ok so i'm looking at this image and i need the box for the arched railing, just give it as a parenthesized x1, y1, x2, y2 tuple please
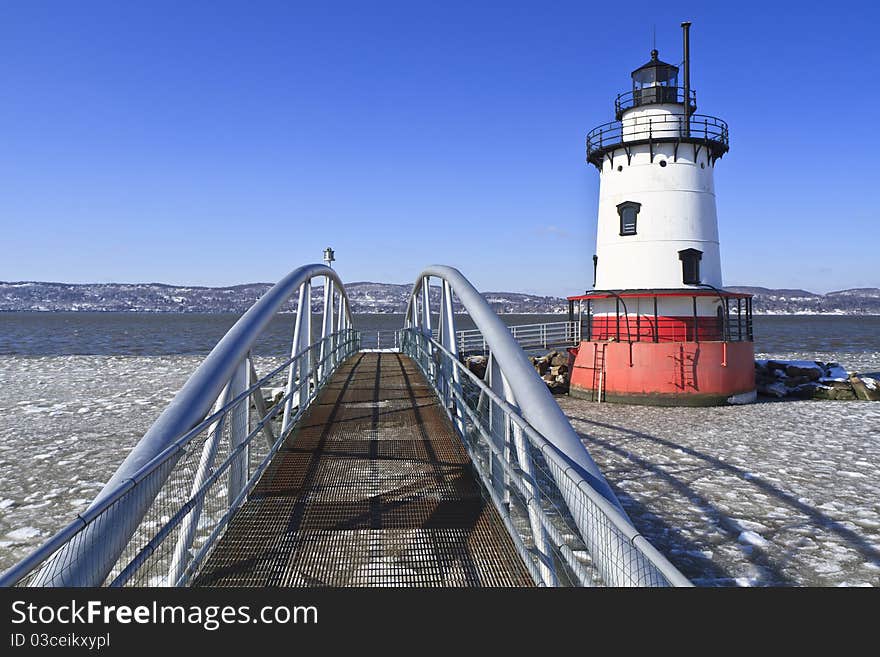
(401, 265, 690, 587)
(0, 264, 358, 587)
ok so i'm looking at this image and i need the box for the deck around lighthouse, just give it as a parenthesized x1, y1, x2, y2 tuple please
(192, 351, 534, 587)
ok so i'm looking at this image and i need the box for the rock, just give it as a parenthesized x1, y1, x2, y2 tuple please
(754, 358, 866, 402)
(808, 381, 857, 401)
(534, 359, 549, 375)
(465, 355, 488, 379)
(785, 364, 821, 380)
(550, 354, 568, 367)
(542, 373, 567, 394)
(851, 374, 880, 401)
(788, 384, 818, 400)
(757, 381, 789, 398)
(821, 363, 850, 381)
(549, 364, 568, 376)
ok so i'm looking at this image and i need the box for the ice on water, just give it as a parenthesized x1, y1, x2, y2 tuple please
(557, 391, 880, 587)
(0, 355, 199, 571)
(1, 348, 878, 587)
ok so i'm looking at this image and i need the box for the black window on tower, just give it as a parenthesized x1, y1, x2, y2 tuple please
(617, 201, 641, 236)
(678, 248, 703, 285)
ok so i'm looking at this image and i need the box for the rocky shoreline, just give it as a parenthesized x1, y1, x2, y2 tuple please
(464, 350, 572, 394)
(464, 352, 879, 402)
(755, 360, 879, 401)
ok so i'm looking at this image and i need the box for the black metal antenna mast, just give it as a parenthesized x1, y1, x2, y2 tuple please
(681, 21, 692, 137)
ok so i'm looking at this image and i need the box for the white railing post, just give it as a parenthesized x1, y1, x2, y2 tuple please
(486, 354, 509, 505)
(439, 279, 463, 434)
(497, 368, 556, 586)
(282, 282, 307, 435)
(227, 357, 249, 506)
(303, 282, 313, 401)
(421, 277, 432, 337)
(248, 358, 276, 449)
(335, 291, 343, 366)
(319, 277, 334, 379)
(167, 381, 233, 585)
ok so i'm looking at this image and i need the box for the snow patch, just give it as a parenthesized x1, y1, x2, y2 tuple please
(738, 531, 771, 548)
(5, 527, 41, 542)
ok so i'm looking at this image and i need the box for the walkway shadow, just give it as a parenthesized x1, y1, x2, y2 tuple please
(567, 414, 880, 585)
(195, 351, 532, 587)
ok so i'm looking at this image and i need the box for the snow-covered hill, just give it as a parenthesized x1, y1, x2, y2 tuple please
(725, 287, 880, 315)
(0, 281, 568, 314)
(0, 281, 877, 314)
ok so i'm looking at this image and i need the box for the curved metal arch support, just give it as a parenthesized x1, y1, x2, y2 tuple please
(405, 266, 621, 508)
(405, 269, 561, 585)
(402, 265, 681, 587)
(28, 264, 354, 587)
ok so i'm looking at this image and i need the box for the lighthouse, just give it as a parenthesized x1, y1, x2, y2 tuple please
(567, 22, 756, 406)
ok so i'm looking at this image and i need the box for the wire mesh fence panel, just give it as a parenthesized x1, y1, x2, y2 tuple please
(456, 322, 580, 356)
(400, 327, 688, 587)
(3, 330, 360, 588)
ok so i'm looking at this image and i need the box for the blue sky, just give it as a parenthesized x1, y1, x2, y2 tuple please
(0, 1, 877, 295)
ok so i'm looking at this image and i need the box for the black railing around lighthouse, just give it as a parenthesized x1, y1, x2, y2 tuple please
(614, 86, 697, 119)
(567, 291, 754, 344)
(586, 113, 729, 168)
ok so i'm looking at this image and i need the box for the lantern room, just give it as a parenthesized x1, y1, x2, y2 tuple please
(631, 49, 679, 106)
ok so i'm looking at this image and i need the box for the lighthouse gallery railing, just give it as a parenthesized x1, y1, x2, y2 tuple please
(586, 112, 729, 166)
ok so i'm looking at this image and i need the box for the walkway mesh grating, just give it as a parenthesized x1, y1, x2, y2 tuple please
(193, 352, 533, 587)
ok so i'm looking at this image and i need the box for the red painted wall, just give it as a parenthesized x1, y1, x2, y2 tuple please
(570, 340, 755, 405)
(589, 315, 732, 342)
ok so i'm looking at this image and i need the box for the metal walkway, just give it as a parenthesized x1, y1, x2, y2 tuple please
(3, 263, 688, 588)
(192, 352, 534, 587)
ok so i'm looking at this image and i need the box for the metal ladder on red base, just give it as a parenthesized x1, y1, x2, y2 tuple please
(591, 342, 607, 402)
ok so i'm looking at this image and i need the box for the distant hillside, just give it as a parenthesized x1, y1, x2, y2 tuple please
(725, 287, 880, 315)
(0, 281, 877, 315)
(0, 281, 567, 314)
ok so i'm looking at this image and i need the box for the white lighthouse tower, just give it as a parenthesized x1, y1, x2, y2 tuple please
(568, 22, 756, 405)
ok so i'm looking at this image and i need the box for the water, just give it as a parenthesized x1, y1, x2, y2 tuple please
(558, 396, 880, 586)
(752, 315, 880, 373)
(0, 312, 878, 583)
(0, 313, 565, 356)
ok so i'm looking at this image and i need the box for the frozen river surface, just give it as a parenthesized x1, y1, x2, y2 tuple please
(558, 396, 880, 586)
(1, 352, 878, 586)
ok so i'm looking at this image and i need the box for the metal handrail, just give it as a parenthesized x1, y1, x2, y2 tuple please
(6, 263, 354, 587)
(358, 328, 402, 351)
(455, 320, 580, 355)
(586, 112, 729, 164)
(403, 265, 688, 586)
(115, 331, 358, 586)
(614, 86, 697, 117)
(404, 266, 622, 510)
(401, 327, 690, 587)
(0, 329, 358, 588)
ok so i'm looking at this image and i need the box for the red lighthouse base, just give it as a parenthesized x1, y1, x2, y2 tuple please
(569, 340, 756, 406)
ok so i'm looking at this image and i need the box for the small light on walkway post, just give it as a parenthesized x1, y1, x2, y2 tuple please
(323, 247, 335, 268)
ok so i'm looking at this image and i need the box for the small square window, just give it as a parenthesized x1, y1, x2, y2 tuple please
(617, 201, 641, 236)
(678, 248, 703, 285)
